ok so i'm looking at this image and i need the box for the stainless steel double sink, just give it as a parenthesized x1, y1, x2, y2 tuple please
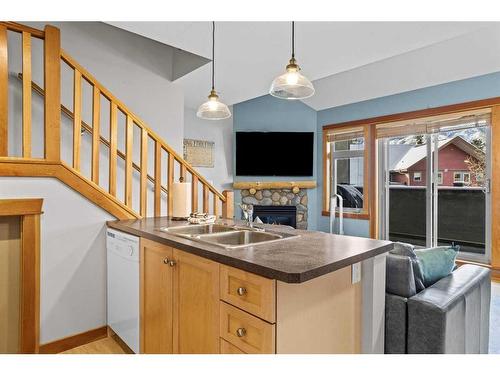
(160, 223, 298, 250)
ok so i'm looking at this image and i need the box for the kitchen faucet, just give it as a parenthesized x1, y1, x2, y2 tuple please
(239, 203, 254, 228)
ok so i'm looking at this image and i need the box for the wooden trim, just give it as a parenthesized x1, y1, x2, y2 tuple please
(0, 199, 43, 216)
(203, 184, 209, 213)
(109, 103, 118, 197)
(222, 190, 234, 219)
(0, 22, 45, 39)
(72, 69, 82, 170)
(0, 160, 138, 219)
(91, 86, 100, 184)
(167, 154, 174, 217)
(22, 32, 32, 158)
(192, 175, 199, 213)
(321, 210, 370, 220)
(0, 25, 7, 156)
(213, 194, 219, 217)
(322, 124, 371, 220)
(491, 105, 500, 270)
(0, 199, 43, 353)
(125, 116, 133, 207)
(39, 326, 107, 354)
(367, 125, 377, 238)
(140, 129, 148, 217)
(43, 25, 60, 161)
(154, 141, 162, 217)
(322, 96, 500, 131)
(233, 180, 316, 190)
(20, 213, 40, 353)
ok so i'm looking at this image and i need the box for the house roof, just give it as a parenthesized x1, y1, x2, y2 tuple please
(390, 136, 482, 172)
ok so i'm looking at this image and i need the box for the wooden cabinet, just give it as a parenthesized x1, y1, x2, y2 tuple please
(140, 238, 173, 354)
(220, 265, 275, 323)
(172, 249, 219, 354)
(139, 237, 361, 355)
(220, 302, 275, 354)
(220, 339, 246, 354)
(140, 239, 220, 354)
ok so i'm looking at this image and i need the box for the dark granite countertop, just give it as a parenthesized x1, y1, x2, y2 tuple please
(107, 217, 393, 283)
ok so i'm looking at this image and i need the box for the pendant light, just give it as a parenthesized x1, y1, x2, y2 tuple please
(269, 21, 315, 100)
(197, 21, 231, 120)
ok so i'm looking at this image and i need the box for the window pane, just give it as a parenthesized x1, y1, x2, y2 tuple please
(334, 137, 364, 152)
(336, 157, 364, 209)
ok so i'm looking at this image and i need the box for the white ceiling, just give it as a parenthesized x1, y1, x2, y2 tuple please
(107, 22, 500, 111)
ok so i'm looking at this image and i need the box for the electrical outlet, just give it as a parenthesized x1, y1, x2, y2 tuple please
(351, 262, 361, 284)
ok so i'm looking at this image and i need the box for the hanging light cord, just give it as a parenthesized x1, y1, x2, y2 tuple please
(212, 21, 215, 91)
(291, 21, 295, 59)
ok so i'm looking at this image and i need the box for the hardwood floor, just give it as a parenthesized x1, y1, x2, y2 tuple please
(61, 337, 129, 354)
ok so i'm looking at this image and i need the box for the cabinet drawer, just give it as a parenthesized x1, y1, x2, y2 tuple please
(220, 302, 275, 354)
(220, 339, 246, 354)
(220, 265, 276, 323)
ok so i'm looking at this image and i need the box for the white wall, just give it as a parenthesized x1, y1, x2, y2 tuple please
(0, 177, 114, 344)
(183, 107, 234, 193)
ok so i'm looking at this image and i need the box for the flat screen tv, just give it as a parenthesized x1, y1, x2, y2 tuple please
(236, 132, 314, 176)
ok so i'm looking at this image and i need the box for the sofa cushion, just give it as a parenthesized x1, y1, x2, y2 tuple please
(390, 242, 425, 292)
(414, 245, 459, 287)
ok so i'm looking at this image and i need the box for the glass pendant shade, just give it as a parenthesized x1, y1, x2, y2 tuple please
(197, 90, 231, 120)
(269, 58, 315, 100)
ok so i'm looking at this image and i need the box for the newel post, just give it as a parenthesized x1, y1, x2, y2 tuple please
(222, 190, 234, 219)
(44, 25, 61, 161)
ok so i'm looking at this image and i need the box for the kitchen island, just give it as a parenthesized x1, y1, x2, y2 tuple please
(107, 217, 393, 354)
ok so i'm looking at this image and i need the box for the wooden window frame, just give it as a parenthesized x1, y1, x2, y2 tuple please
(320, 97, 500, 280)
(322, 123, 375, 221)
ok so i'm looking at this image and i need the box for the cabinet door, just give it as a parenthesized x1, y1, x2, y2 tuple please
(172, 249, 220, 353)
(140, 238, 173, 354)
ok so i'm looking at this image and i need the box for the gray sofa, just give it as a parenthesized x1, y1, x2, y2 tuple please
(385, 252, 491, 354)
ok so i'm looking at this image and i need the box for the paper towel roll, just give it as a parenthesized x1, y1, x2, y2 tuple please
(171, 182, 192, 219)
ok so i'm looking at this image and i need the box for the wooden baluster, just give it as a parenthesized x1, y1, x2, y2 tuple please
(72, 70, 82, 170)
(22, 32, 31, 158)
(167, 154, 174, 217)
(109, 102, 118, 196)
(222, 190, 234, 219)
(91, 86, 100, 184)
(180, 163, 186, 181)
(0, 25, 8, 156)
(140, 129, 148, 217)
(203, 184, 209, 214)
(154, 142, 162, 217)
(191, 175, 198, 213)
(44, 25, 61, 161)
(213, 194, 219, 218)
(125, 115, 133, 207)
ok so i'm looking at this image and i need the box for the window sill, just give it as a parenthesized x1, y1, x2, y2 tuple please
(321, 210, 370, 220)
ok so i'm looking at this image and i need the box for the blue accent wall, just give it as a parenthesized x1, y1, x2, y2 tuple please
(233, 71, 500, 237)
(316, 71, 500, 236)
(233, 95, 318, 230)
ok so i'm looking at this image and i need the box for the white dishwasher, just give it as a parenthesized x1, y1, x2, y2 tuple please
(106, 228, 140, 353)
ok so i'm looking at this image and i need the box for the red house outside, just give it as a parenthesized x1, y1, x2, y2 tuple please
(389, 136, 483, 187)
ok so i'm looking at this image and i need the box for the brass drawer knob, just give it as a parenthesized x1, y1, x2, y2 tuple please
(163, 258, 170, 264)
(236, 287, 247, 296)
(168, 260, 177, 267)
(236, 327, 247, 338)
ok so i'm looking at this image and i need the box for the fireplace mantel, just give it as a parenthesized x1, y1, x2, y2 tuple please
(233, 180, 316, 190)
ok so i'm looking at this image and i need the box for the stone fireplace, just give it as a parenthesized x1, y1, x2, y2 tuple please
(240, 188, 308, 229)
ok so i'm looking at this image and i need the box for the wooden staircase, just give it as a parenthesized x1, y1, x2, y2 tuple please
(0, 22, 233, 220)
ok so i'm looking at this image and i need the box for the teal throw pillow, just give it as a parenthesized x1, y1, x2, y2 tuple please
(414, 245, 459, 287)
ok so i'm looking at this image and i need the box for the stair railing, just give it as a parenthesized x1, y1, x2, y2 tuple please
(0, 22, 234, 219)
